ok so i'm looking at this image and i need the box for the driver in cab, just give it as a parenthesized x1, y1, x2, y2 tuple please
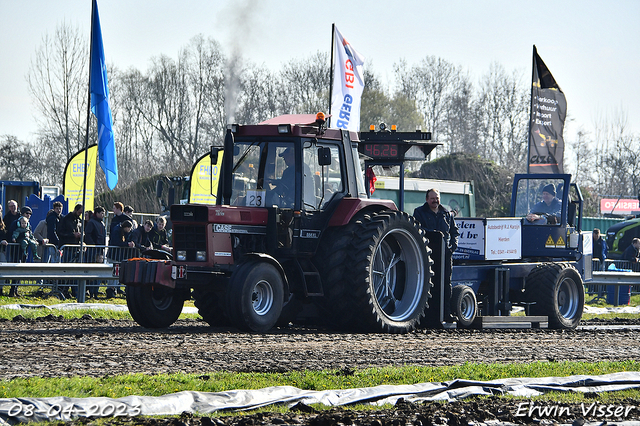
(526, 184, 561, 224)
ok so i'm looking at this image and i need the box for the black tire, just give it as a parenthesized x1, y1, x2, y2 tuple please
(526, 263, 584, 329)
(451, 285, 477, 328)
(126, 285, 185, 328)
(225, 261, 284, 332)
(315, 210, 433, 333)
(275, 293, 303, 327)
(193, 288, 227, 326)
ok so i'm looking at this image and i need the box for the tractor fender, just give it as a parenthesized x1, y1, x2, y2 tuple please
(327, 197, 397, 227)
(237, 253, 290, 299)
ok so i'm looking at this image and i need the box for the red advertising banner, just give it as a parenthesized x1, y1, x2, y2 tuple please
(600, 198, 640, 215)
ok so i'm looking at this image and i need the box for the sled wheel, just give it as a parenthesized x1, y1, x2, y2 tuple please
(451, 285, 477, 328)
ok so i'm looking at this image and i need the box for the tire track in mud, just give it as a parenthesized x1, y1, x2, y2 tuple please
(0, 317, 639, 379)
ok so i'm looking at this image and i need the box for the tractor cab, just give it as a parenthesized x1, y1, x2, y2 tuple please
(511, 173, 584, 259)
(215, 114, 368, 258)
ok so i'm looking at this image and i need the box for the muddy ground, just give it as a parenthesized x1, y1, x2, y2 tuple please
(1, 316, 640, 425)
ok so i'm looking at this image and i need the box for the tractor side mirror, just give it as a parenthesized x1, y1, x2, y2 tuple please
(211, 146, 221, 161)
(156, 180, 163, 198)
(318, 147, 332, 166)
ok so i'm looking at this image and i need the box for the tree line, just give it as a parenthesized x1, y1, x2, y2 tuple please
(1, 23, 638, 217)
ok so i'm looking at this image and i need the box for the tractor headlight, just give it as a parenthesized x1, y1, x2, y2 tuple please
(196, 251, 206, 261)
(177, 250, 187, 261)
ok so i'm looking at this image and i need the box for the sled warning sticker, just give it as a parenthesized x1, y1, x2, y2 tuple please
(556, 236, 565, 248)
(545, 235, 555, 248)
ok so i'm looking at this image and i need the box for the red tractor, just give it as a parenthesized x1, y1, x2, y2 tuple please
(120, 114, 438, 333)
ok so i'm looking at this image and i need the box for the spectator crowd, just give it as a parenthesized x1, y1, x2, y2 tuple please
(0, 199, 171, 298)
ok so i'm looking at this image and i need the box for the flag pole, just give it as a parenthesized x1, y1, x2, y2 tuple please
(527, 45, 536, 174)
(79, 0, 96, 264)
(328, 23, 335, 128)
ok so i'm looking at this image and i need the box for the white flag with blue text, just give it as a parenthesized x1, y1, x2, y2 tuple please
(330, 26, 365, 132)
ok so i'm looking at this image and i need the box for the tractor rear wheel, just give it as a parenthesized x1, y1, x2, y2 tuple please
(126, 284, 185, 328)
(225, 261, 284, 332)
(316, 210, 433, 333)
(451, 285, 477, 328)
(193, 288, 227, 326)
(526, 263, 584, 329)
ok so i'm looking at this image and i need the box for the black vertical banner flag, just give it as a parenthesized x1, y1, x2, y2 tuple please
(528, 45, 567, 173)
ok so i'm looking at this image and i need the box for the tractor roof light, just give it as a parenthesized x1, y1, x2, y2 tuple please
(316, 112, 326, 123)
(277, 124, 291, 134)
(391, 125, 397, 132)
(369, 124, 375, 131)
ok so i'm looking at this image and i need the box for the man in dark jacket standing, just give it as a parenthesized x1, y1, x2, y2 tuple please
(46, 202, 63, 248)
(58, 204, 83, 259)
(592, 228, 608, 271)
(84, 206, 106, 247)
(413, 188, 460, 322)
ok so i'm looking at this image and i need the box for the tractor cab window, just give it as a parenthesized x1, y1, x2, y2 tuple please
(303, 142, 344, 210)
(266, 144, 296, 207)
(230, 141, 295, 208)
(514, 178, 565, 225)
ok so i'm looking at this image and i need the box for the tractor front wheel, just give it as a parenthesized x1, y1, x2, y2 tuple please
(126, 284, 185, 328)
(225, 261, 284, 332)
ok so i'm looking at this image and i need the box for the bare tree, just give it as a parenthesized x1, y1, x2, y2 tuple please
(27, 22, 89, 165)
(594, 112, 640, 198)
(443, 73, 476, 154)
(474, 63, 529, 172)
(279, 51, 330, 115)
(394, 57, 462, 144)
(0, 136, 38, 181)
(132, 35, 226, 172)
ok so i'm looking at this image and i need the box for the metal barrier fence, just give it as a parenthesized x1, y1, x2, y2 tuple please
(0, 243, 141, 300)
(589, 259, 640, 303)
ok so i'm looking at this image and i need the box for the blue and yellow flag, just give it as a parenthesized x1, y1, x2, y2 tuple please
(90, 0, 118, 190)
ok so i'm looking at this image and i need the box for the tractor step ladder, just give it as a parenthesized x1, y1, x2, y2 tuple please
(294, 258, 323, 297)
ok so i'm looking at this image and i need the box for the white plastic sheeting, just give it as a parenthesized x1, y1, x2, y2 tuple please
(2, 372, 640, 424)
(0, 303, 199, 314)
(3, 302, 640, 316)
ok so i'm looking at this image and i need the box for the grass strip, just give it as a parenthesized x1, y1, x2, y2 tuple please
(1, 361, 639, 400)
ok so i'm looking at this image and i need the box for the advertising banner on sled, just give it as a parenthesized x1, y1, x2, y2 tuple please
(189, 150, 223, 204)
(63, 144, 97, 212)
(527, 45, 567, 174)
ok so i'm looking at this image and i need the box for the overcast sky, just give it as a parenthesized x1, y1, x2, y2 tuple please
(1, 0, 638, 144)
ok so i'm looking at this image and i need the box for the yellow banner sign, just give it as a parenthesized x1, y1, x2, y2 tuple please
(189, 151, 223, 204)
(63, 145, 97, 212)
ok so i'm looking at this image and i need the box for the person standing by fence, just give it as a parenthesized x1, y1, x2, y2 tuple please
(46, 202, 63, 250)
(622, 238, 640, 271)
(58, 204, 83, 259)
(592, 228, 608, 271)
